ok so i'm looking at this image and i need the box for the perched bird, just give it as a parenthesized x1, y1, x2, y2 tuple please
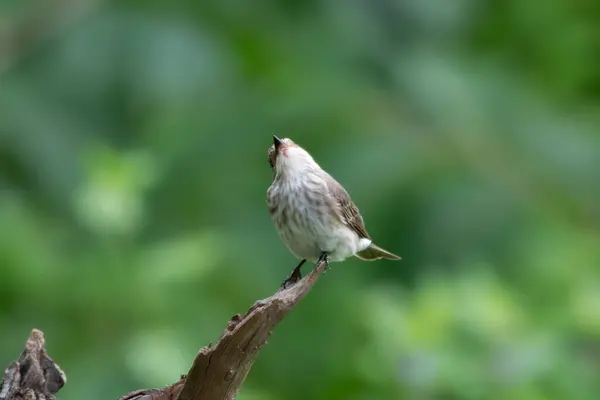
(266, 135, 401, 287)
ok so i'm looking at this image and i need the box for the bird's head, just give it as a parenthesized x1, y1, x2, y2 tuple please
(268, 136, 316, 178)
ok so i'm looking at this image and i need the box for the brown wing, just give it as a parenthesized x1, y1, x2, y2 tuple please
(324, 173, 371, 239)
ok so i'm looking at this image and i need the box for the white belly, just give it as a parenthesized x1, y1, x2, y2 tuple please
(269, 183, 372, 263)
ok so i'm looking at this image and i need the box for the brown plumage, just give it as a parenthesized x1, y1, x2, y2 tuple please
(323, 172, 401, 261)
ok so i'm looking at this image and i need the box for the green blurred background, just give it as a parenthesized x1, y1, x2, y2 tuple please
(1, 0, 600, 399)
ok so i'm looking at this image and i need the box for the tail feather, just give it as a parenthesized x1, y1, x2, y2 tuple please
(356, 243, 401, 261)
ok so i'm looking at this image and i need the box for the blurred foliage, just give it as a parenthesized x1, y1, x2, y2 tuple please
(1, 0, 599, 399)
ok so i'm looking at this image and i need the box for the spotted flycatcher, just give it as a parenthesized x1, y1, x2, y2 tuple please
(266, 136, 401, 287)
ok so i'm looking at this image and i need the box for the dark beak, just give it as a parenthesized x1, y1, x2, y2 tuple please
(273, 135, 282, 149)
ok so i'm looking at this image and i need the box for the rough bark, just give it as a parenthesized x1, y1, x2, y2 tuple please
(0, 329, 66, 400)
(1, 260, 328, 400)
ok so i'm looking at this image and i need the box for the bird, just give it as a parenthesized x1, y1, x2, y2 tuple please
(266, 135, 401, 288)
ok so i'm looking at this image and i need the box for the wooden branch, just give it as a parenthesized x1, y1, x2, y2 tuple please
(0, 329, 67, 400)
(123, 260, 328, 400)
(2, 261, 328, 400)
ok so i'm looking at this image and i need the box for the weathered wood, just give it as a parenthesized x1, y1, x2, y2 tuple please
(175, 260, 328, 400)
(0, 261, 327, 400)
(0, 330, 66, 400)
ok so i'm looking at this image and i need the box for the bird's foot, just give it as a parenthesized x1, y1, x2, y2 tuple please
(281, 269, 301, 289)
(280, 259, 306, 289)
(317, 252, 330, 273)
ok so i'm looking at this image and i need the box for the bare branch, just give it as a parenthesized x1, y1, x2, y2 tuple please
(2, 261, 328, 400)
(119, 260, 329, 400)
(177, 261, 328, 400)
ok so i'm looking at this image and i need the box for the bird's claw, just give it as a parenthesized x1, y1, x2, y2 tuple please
(280, 259, 306, 289)
(317, 252, 330, 273)
(280, 268, 302, 289)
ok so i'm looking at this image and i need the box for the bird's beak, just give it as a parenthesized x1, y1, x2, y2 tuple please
(273, 135, 282, 149)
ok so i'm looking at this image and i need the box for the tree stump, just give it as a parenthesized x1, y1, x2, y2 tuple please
(0, 330, 66, 400)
